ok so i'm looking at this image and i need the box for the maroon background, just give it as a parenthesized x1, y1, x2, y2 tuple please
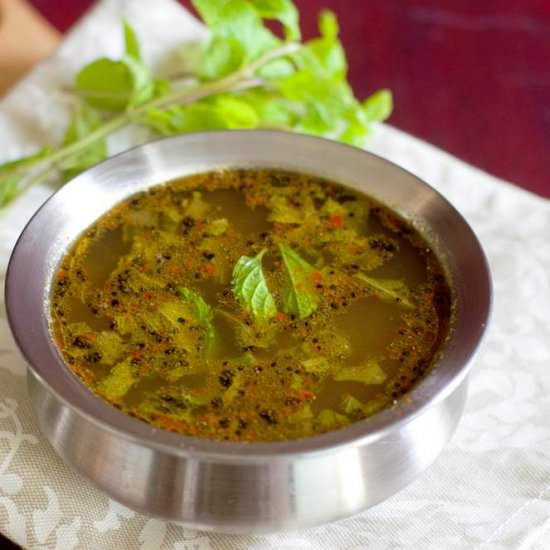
(29, 0, 550, 197)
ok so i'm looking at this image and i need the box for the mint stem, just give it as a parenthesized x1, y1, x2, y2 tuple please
(1, 42, 301, 207)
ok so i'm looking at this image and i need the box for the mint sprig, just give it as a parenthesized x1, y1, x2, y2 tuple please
(279, 244, 318, 319)
(177, 287, 216, 352)
(232, 249, 277, 320)
(0, 2, 392, 208)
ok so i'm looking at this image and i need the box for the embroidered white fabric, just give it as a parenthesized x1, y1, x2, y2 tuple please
(0, 1, 549, 548)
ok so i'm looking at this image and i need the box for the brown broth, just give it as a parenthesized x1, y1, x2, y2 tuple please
(50, 169, 453, 442)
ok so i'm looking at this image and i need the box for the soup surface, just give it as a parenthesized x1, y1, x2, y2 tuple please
(50, 170, 452, 442)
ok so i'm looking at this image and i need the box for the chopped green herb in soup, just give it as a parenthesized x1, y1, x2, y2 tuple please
(50, 170, 453, 441)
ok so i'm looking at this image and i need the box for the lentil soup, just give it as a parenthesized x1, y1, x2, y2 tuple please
(50, 169, 453, 442)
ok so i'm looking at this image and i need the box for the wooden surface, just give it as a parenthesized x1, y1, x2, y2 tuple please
(7, 0, 550, 197)
(0, 0, 60, 94)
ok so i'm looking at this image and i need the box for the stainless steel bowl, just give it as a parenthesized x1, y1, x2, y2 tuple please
(5, 131, 491, 533)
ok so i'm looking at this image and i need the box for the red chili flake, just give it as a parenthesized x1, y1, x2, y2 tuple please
(328, 214, 343, 229)
(202, 264, 216, 277)
(297, 389, 316, 401)
(276, 312, 287, 322)
(312, 271, 323, 283)
(246, 194, 267, 206)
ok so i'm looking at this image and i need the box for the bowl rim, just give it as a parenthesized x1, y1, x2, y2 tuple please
(5, 130, 492, 460)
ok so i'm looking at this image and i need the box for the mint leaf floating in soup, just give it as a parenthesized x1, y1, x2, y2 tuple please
(159, 287, 216, 354)
(355, 273, 414, 309)
(98, 359, 136, 402)
(333, 359, 387, 385)
(340, 393, 363, 415)
(301, 357, 329, 374)
(177, 287, 216, 352)
(232, 249, 277, 320)
(216, 309, 276, 349)
(317, 408, 347, 428)
(279, 244, 318, 319)
(178, 287, 213, 325)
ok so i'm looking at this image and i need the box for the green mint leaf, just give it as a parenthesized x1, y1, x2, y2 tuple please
(301, 357, 329, 373)
(0, 147, 52, 206)
(279, 244, 318, 319)
(183, 391, 209, 407)
(193, 0, 300, 41)
(60, 107, 108, 181)
(355, 273, 413, 309)
(0, 176, 19, 207)
(145, 95, 259, 136)
(199, 36, 246, 80)
(239, 90, 296, 128)
(75, 58, 134, 111)
(143, 108, 173, 135)
(317, 408, 347, 428)
(333, 360, 387, 385)
(288, 403, 314, 423)
(289, 10, 345, 81)
(338, 107, 372, 146)
(257, 57, 295, 79)
(298, 10, 346, 79)
(340, 393, 363, 415)
(145, 104, 228, 135)
(98, 359, 136, 402)
(123, 19, 142, 61)
(178, 287, 216, 352)
(319, 9, 338, 39)
(153, 78, 171, 97)
(210, 95, 260, 128)
(178, 287, 213, 325)
(123, 55, 155, 107)
(250, 0, 301, 40)
(195, 0, 281, 81)
(217, 309, 275, 349)
(191, 0, 230, 25)
(76, 24, 153, 111)
(277, 69, 356, 135)
(363, 89, 393, 123)
(232, 248, 277, 320)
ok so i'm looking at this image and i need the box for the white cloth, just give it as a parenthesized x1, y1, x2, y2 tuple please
(0, 1, 549, 548)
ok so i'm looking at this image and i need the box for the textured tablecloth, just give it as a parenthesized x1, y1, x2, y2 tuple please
(1, 1, 549, 548)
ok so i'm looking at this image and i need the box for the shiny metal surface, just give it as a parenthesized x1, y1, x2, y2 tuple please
(6, 131, 491, 533)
